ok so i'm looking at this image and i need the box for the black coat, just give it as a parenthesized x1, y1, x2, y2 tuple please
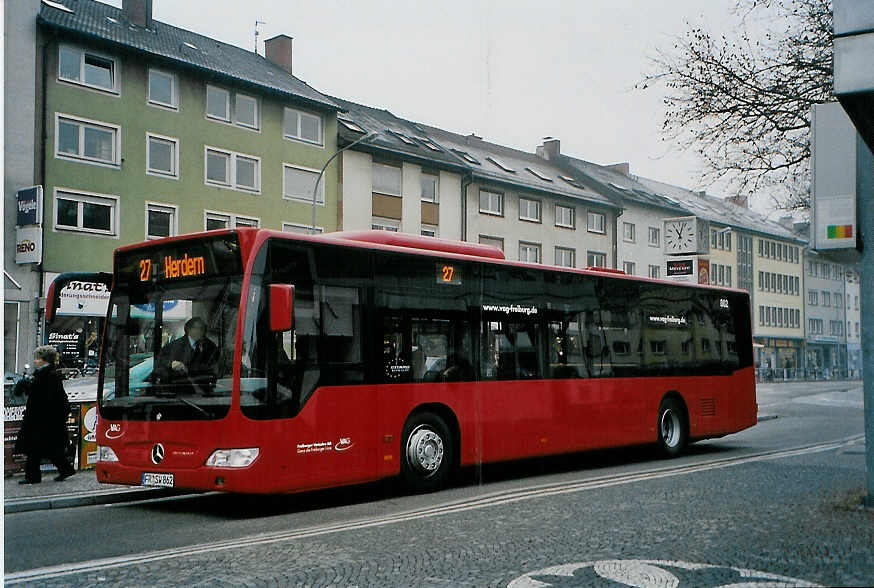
(13, 364, 70, 456)
(155, 336, 219, 385)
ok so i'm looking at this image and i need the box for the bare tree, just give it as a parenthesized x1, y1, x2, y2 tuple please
(639, 0, 833, 210)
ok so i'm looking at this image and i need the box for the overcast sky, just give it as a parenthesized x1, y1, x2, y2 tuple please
(106, 0, 775, 212)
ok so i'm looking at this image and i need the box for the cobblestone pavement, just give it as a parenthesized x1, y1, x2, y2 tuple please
(9, 440, 872, 587)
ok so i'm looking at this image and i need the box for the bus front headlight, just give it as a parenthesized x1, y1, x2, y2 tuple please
(205, 448, 260, 468)
(97, 446, 119, 462)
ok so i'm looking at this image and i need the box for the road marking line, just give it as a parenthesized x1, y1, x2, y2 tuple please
(4, 435, 863, 584)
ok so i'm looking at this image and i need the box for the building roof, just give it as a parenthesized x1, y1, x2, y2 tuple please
(38, 0, 339, 111)
(637, 177, 806, 243)
(558, 156, 690, 215)
(332, 97, 468, 170)
(332, 97, 617, 209)
(413, 124, 619, 209)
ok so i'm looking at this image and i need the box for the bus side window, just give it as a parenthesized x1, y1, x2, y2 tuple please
(481, 320, 541, 380)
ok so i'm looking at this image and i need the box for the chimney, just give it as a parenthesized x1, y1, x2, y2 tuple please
(122, 0, 152, 28)
(265, 35, 294, 75)
(606, 162, 630, 176)
(727, 193, 749, 208)
(536, 137, 560, 160)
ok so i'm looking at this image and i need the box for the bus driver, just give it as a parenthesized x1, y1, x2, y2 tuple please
(155, 317, 219, 389)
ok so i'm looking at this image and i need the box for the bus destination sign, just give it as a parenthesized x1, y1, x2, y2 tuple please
(139, 253, 207, 282)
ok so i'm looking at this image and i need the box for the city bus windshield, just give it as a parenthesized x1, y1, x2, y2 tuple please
(99, 236, 242, 421)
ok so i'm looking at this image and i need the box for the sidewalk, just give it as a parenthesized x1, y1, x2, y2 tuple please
(4, 469, 184, 513)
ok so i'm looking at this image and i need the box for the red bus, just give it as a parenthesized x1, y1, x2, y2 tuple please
(47, 229, 756, 494)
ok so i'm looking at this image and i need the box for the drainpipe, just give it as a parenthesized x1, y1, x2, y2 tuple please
(613, 208, 623, 269)
(461, 173, 472, 242)
(37, 35, 53, 346)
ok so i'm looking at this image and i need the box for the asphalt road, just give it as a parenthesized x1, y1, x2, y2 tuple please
(5, 381, 871, 587)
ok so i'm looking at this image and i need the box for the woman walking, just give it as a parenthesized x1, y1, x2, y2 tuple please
(13, 345, 75, 484)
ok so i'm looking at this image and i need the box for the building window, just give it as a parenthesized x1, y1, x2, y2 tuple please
(479, 235, 503, 251)
(648, 226, 660, 246)
(204, 147, 260, 192)
(622, 222, 635, 242)
(372, 217, 400, 232)
(372, 162, 402, 196)
(282, 222, 322, 234)
(586, 251, 607, 267)
(808, 290, 818, 305)
(623, 261, 635, 275)
(421, 223, 438, 238)
(204, 211, 259, 230)
(649, 264, 660, 279)
(479, 189, 503, 216)
(822, 291, 831, 307)
(145, 202, 177, 240)
(235, 94, 259, 129)
(519, 197, 542, 222)
(284, 107, 323, 145)
(283, 164, 324, 204)
(58, 45, 117, 92)
(519, 242, 541, 263)
(146, 134, 178, 178)
(555, 247, 575, 268)
(56, 114, 119, 166)
(148, 69, 177, 108)
(206, 85, 230, 121)
(421, 173, 439, 203)
(54, 189, 117, 235)
(587, 211, 606, 234)
(555, 204, 575, 228)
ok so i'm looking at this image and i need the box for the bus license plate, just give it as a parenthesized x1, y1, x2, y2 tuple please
(142, 472, 174, 487)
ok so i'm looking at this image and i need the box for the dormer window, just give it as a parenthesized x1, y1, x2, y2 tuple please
(559, 175, 582, 188)
(526, 167, 552, 182)
(418, 138, 442, 152)
(387, 130, 416, 145)
(338, 118, 365, 133)
(486, 156, 515, 173)
(452, 149, 480, 165)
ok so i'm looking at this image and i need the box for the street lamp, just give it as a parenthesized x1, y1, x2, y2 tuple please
(311, 132, 375, 234)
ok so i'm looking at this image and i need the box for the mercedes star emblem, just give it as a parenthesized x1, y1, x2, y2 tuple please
(151, 443, 165, 465)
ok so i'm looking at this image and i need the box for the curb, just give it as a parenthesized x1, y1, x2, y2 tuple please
(4, 487, 185, 514)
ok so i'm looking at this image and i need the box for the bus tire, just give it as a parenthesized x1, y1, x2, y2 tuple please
(657, 397, 687, 458)
(401, 412, 453, 492)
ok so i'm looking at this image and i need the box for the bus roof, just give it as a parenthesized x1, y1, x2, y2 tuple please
(117, 228, 748, 295)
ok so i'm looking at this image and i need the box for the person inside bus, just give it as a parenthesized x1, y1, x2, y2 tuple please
(154, 317, 219, 391)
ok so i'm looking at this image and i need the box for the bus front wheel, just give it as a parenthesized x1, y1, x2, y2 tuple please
(401, 412, 453, 492)
(657, 397, 688, 458)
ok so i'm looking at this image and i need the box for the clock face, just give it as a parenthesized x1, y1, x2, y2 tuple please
(665, 220, 696, 253)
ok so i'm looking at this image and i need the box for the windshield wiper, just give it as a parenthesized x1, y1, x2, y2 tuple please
(175, 395, 211, 418)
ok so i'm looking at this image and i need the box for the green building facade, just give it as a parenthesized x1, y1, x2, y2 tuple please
(39, 1, 340, 275)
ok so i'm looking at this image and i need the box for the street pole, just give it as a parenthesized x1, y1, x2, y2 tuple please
(857, 137, 874, 506)
(311, 132, 374, 234)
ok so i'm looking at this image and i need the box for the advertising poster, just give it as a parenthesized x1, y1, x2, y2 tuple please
(79, 404, 98, 469)
(698, 258, 710, 285)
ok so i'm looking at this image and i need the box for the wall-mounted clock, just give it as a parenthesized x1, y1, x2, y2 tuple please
(664, 216, 710, 255)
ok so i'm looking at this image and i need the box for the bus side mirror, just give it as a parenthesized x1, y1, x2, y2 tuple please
(269, 284, 294, 332)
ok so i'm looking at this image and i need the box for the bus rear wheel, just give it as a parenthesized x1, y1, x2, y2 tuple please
(657, 397, 687, 458)
(401, 412, 453, 492)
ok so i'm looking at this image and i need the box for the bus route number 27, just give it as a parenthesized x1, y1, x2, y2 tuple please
(139, 259, 152, 282)
(438, 263, 461, 285)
